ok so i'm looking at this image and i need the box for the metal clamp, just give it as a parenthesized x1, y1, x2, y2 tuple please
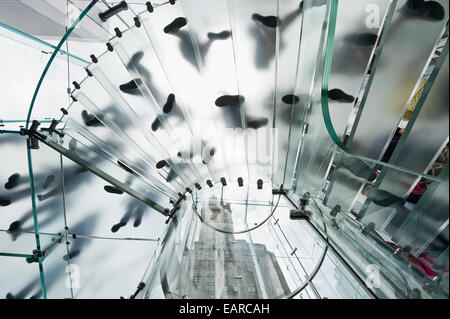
(98, 1, 128, 22)
(165, 191, 187, 223)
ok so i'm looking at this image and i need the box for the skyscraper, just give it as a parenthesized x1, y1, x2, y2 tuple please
(182, 197, 290, 298)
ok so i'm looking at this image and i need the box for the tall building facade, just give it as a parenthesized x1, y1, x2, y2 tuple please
(183, 197, 290, 298)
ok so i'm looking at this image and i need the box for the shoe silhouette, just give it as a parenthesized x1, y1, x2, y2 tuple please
(119, 79, 139, 93)
(424, 1, 445, 20)
(328, 89, 355, 103)
(5, 173, 20, 190)
(151, 118, 161, 131)
(117, 160, 134, 174)
(344, 33, 378, 46)
(246, 117, 268, 129)
(156, 160, 168, 169)
(8, 221, 21, 232)
(104, 185, 123, 194)
(163, 94, 175, 114)
(251, 14, 280, 28)
(215, 95, 245, 107)
(164, 17, 187, 34)
(0, 198, 11, 207)
(282, 94, 300, 104)
(404, 0, 445, 21)
(111, 221, 127, 233)
(81, 110, 103, 127)
(133, 216, 142, 227)
(207, 30, 231, 40)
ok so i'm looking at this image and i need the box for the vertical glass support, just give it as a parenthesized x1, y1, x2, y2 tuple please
(272, 0, 304, 187)
(290, 0, 335, 196)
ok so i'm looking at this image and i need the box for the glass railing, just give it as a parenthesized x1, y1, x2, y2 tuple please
(137, 193, 372, 299)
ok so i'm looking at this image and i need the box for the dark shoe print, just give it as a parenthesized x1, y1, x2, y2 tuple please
(5, 173, 20, 190)
(328, 89, 355, 103)
(104, 185, 123, 194)
(164, 17, 187, 34)
(215, 95, 245, 107)
(251, 14, 280, 28)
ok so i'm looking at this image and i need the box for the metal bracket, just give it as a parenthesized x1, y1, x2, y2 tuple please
(130, 282, 146, 299)
(290, 192, 313, 220)
(165, 191, 187, 223)
(98, 1, 128, 22)
(21, 120, 47, 149)
(272, 184, 288, 195)
(32, 249, 48, 259)
(47, 119, 65, 138)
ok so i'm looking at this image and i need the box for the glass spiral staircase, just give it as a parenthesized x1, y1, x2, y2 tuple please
(0, 0, 448, 299)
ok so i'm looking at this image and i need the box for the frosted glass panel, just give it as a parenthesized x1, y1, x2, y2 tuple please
(284, 0, 332, 192)
(349, 0, 449, 159)
(393, 54, 449, 172)
(72, 73, 195, 185)
(140, 2, 232, 182)
(0, 241, 42, 299)
(110, 27, 212, 183)
(225, 0, 278, 182)
(40, 130, 172, 214)
(0, 135, 32, 231)
(328, 0, 389, 138)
